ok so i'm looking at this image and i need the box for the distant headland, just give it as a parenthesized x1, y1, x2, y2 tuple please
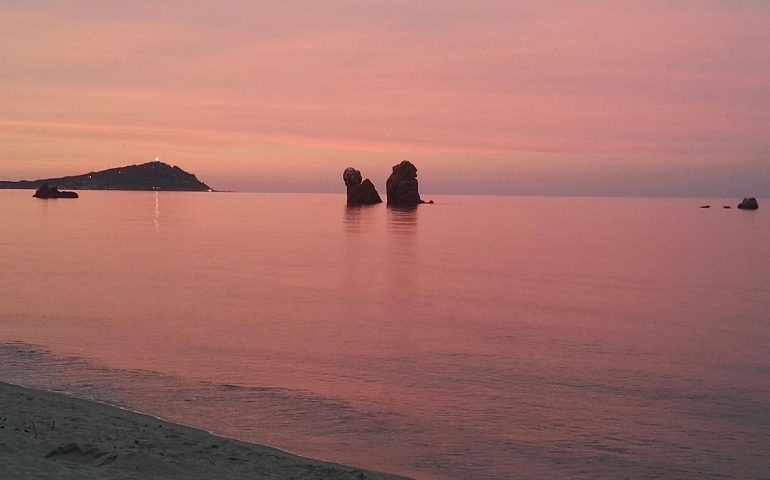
(0, 161, 212, 192)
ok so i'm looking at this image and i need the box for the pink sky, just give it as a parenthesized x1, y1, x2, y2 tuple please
(1, 1, 768, 195)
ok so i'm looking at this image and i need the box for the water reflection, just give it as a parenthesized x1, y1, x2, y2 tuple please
(343, 204, 378, 233)
(386, 206, 418, 236)
(153, 191, 160, 231)
(385, 207, 419, 298)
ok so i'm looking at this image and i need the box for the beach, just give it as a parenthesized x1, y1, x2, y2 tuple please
(0, 381, 408, 480)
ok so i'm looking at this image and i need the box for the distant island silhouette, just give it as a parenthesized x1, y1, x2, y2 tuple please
(0, 161, 212, 192)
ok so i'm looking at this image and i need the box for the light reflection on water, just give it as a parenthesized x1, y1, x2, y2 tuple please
(0, 191, 769, 480)
(154, 191, 160, 231)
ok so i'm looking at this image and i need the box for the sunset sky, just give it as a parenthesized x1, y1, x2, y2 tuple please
(1, 1, 768, 195)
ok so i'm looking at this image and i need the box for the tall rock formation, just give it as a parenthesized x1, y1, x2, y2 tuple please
(343, 167, 382, 206)
(386, 161, 431, 206)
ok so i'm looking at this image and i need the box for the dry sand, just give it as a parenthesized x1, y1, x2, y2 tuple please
(0, 381, 410, 479)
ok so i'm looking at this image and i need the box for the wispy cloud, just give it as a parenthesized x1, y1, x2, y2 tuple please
(1, 1, 768, 194)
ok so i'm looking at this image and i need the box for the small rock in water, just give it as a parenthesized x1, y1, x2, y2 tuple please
(737, 197, 758, 210)
(699, 205, 710, 208)
(33, 183, 78, 199)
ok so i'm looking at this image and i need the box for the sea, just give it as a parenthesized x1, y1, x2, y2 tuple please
(0, 190, 768, 479)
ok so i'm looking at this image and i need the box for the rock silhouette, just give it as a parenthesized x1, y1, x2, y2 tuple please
(386, 161, 432, 206)
(343, 167, 382, 206)
(1, 161, 211, 192)
(737, 197, 758, 210)
(33, 183, 78, 199)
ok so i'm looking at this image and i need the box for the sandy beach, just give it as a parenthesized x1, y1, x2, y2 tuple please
(0, 381, 409, 480)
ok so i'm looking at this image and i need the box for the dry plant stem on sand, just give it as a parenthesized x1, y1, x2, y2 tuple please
(0, 382, 410, 480)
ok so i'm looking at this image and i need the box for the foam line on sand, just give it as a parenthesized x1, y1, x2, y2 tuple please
(0, 381, 410, 479)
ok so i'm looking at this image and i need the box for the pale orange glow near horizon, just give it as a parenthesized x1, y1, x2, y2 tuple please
(1, 1, 768, 196)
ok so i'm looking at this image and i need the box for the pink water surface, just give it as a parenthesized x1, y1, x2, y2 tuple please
(1, 190, 768, 479)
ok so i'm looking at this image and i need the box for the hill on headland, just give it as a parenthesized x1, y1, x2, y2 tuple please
(0, 161, 212, 192)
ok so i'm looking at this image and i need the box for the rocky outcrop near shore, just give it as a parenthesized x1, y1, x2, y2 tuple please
(33, 184, 78, 199)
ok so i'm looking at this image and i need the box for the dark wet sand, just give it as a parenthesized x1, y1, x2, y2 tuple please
(0, 381, 410, 480)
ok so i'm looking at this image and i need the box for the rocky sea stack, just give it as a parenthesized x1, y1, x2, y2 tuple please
(343, 167, 382, 206)
(386, 160, 432, 207)
(737, 197, 759, 210)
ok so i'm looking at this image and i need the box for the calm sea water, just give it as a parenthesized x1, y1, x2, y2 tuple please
(0, 190, 768, 479)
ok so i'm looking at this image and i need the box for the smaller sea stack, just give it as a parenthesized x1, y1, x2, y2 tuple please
(343, 167, 382, 206)
(33, 183, 78, 199)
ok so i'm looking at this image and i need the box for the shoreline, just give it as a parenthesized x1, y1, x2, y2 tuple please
(0, 381, 411, 480)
